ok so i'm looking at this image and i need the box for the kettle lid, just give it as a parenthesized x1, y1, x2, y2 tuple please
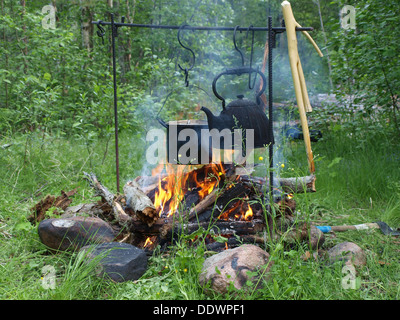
(226, 95, 257, 108)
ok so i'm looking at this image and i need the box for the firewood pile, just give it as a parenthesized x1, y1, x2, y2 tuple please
(28, 161, 318, 253)
(69, 163, 316, 252)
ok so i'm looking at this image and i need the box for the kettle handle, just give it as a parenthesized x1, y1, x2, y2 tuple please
(212, 66, 266, 109)
(156, 84, 213, 129)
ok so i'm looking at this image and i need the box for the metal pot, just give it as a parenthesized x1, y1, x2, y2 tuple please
(157, 118, 211, 165)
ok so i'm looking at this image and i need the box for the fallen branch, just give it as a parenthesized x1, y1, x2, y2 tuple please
(83, 172, 132, 226)
(28, 188, 77, 223)
(239, 175, 316, 194)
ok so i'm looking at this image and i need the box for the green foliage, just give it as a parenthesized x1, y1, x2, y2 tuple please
(327, 0, 400, 133)
(0, 0, 336, 137)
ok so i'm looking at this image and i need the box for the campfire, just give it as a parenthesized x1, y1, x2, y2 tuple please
(149, 163, 227, 219)
(148, 162, 257, 223)
(82, 162, 316, 253)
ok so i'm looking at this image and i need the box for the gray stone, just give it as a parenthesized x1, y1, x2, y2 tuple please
(327, 241, 366, 266)
(38, 216, 116, 252)
(79, 242, 148, 282)
(199, 244, 272, 294)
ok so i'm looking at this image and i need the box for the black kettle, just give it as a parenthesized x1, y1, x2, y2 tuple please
(200, 66, 274, 148)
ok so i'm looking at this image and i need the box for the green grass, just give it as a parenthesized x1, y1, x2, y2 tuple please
(0, 120, 399, 300)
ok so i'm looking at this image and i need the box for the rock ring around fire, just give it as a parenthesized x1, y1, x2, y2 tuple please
(79, 242, 149, 282)
(199, 244, 273, 294)
(38, 216, 116, 252)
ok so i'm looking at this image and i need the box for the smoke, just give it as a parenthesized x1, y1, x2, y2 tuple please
(125, 1, 329, 181)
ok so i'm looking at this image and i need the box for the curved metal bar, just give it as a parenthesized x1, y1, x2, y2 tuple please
(177, 23, 196, 72)
(96, 21, 106, 44)
(212, 66, 267, 110)
(246, 25, 257, 89)
(91, 20, 315, 33)
(233, 25, 244, 66)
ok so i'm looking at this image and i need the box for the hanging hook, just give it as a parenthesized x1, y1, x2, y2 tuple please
(96, 21, 106, 45)
(246, 25, 257, 90)
(233, 25, 245, 66)
(177, 24, 195, 87)
(177, 23, 196, 73)
(246, 25, 255, 68)
(183, 68, 190, 87)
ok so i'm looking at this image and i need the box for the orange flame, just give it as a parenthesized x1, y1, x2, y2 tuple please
(144, 236, 154, 248)
(244, 204, 253, 220)
(153, 163, 225, 217)
(220, 201, 241, 220)
(220, 201, 254, 221)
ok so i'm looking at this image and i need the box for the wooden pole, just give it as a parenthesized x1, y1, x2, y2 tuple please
(281, 1, 323, 174)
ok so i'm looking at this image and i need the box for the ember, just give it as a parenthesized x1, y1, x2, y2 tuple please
(219, 200, 254, 221)
(143, 236, 154, 248)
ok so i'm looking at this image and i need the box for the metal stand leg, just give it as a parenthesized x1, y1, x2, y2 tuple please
(268, 16, 274, 197)
(111, 13, 120, 192)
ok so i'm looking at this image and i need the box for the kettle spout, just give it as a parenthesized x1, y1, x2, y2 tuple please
(200, 106, 215, 128)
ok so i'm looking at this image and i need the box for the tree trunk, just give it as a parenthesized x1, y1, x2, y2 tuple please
(20, 0, 27, 55)
(314, 0, 333, 91)
(20, 0, 28, 73)
(80, 0, 94, 52)
(125, 0, 136, 72)
(1, 0, 8, 107)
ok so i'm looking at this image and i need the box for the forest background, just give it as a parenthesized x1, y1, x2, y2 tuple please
(1, 0, 399, 300)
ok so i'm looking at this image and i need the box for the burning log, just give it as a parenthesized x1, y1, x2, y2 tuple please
(185, 171, 239, 221)
(123, 181, 158, 227)
(186, 188, 220, 221)
(160, 219, 265, 240)
(143, 163, 228, 219)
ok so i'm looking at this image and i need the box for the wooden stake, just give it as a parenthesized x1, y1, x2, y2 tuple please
(281, 1, 323, 174)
